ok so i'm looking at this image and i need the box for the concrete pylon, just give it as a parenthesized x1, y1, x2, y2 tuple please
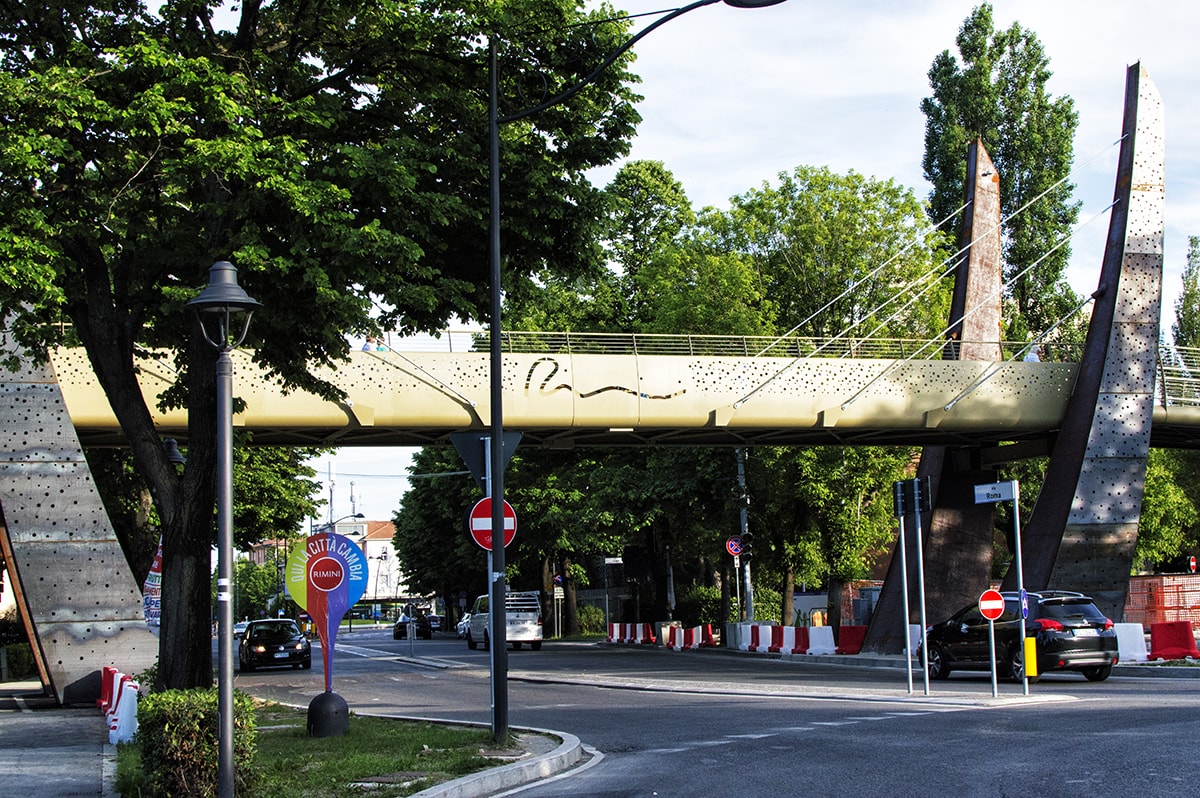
(0, 339, 158, 704)
(1001, 64, 1164, 622)
(863, 139, 1003, 653)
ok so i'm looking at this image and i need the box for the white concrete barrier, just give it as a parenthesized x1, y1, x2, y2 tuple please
(1115, 622, 1149, 662)
(807, 626, 836, 655)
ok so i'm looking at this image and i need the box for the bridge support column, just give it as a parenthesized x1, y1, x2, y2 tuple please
(0, 340, 158, 704)
(864, 139, 1003, 653)
(1002, 64, 1164, 622)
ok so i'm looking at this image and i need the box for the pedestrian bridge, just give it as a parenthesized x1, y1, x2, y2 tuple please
(47, 330, 1200, 452)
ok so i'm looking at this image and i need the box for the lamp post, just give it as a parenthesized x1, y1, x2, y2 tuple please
(187, 261, 261, 798)
(486, 0, 786, 742)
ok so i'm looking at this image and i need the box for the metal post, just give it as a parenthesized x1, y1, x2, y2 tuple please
(216, 348, 235, 798)
(486, 52, 509, 725)
(1012, 480, 1029, 696)
(913, 479, 930, 697)
(897, 514, 913, 695)
(737, 448, 754, 621)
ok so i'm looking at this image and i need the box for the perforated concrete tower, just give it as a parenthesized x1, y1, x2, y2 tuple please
(0, 340, 158, 704)
(1007, 64, 1166, 621)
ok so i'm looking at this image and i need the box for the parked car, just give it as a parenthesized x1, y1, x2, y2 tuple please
(426, 615, 443, 633)
(238, 619, 311, 672)
(392, 613, 432, 640)
(919, 590, 1119, 683)
(456, 613, 472, 638)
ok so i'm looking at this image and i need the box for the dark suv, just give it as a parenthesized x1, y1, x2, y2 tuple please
(920, 590, 1119, 682)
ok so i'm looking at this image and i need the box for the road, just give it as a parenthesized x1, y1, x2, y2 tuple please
(235, 629, 1200, 797)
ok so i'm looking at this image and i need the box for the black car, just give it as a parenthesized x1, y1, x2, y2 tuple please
(238, 619, 311, 672)
(393, 613, 432, 640)
(920, 590, 1119, 682)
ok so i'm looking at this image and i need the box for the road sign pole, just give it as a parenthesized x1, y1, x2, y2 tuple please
(1011, 480, 1029, 696)
(988, 618, 999, 697)
(897, 513, 913, 695)
(912, 479, 930, 697)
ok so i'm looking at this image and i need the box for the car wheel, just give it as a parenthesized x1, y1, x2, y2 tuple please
(512, 641, 522, 651)
(242, 659, 255, 673)
(1007, 645, 1040, 683)
(1082, 664, 1112, 682)
(531, 641, 542, 651)
(302, 658, 312, 670)
(393, 627, 401, 640)
(466, 632, 478, 650)
(923, 643, 951, 680)
(483, 631, 490, 651)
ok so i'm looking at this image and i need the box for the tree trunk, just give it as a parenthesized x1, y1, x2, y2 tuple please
(781, 563, 795, 625)
(827, 574, 844, 642)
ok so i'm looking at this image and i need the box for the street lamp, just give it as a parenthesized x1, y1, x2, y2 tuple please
(485, 0, 786, 742)
(187, 261, 261, 798)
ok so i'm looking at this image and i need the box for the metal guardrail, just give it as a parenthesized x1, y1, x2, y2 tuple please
(391, 329, 1084, 360)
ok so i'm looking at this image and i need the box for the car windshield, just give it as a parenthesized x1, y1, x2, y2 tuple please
(251, 622, 298, 639)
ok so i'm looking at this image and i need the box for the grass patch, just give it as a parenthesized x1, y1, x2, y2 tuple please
(118, 701, 539, 797)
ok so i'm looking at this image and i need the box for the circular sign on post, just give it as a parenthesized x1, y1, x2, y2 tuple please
(1190, 555, 1197, 574)
(726, 536, 743, 556)
(979, 588, 1005, 621)
(468, 497, 516, 550)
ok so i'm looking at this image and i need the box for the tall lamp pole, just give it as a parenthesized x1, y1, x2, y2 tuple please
(486, 0, 786, 743)
(187, 261, 261, 798)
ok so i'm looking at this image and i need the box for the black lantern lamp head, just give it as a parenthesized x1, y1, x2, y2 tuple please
(186, 261, 262, 350)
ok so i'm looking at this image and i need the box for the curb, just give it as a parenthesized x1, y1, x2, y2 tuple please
(409, 726, 584, 798)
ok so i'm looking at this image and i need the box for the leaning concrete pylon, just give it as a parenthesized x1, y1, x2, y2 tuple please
(863, 139, 1004, 653)
(0, 336, 158, 704)
(1002, 64, 1165, 622)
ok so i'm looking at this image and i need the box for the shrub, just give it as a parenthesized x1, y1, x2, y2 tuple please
(577, 603, 605, 635)
(136, 688, 257, 797)
(674, 583, 723, 628)
(2, 643, 36, 680)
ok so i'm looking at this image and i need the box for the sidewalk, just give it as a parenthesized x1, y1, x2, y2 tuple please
(0, 680, 115, 798)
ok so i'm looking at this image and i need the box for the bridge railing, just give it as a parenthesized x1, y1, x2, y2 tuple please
(348, 330, 1200, 408)
(394, 329, 1083, 361)
(1159, 344, 1200, 407)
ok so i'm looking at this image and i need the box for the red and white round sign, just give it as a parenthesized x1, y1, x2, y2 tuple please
(978, 588, 1005, 621)
(308, 556, 346, 592)
(468, 497, 517, 551)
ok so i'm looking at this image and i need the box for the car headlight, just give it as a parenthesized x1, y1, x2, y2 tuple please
(252, 645, 266, 653)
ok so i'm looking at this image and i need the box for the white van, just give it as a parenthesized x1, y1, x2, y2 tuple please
(466, 590, 543, 651)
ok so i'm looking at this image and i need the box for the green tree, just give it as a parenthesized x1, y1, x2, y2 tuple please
(699, 165, 950, 339)
(87, 443, 323, 586)
(1173, 237, 1200, 348)
(922, 3, 1081, 339)
(0, 0, 642, 689)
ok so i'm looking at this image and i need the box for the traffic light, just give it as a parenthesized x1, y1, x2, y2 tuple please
(741, 532, 754, 560)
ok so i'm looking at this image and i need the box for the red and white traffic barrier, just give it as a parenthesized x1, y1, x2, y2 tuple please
(637, 622, 657, 644)
(668, 624, 716, 651)
(747, 624, 771, 652)
(806, 626, 837, 655)
(769, 626, 806, 654)
(98, 667, 139, 744)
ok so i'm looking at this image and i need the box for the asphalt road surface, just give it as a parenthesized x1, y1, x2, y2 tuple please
(234, 629, 1200, 797)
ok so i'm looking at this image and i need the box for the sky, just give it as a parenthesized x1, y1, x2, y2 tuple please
(307, 0, 1200, 524)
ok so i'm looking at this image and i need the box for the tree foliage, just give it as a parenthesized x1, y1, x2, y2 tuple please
(0, 0, 643, 688)
(698, 165, 950, 339)
(922, 3, 1081, 339)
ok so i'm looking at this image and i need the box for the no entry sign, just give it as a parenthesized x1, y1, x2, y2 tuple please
(468, 497, 516, 550)
(978, 588, 1006, 621)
